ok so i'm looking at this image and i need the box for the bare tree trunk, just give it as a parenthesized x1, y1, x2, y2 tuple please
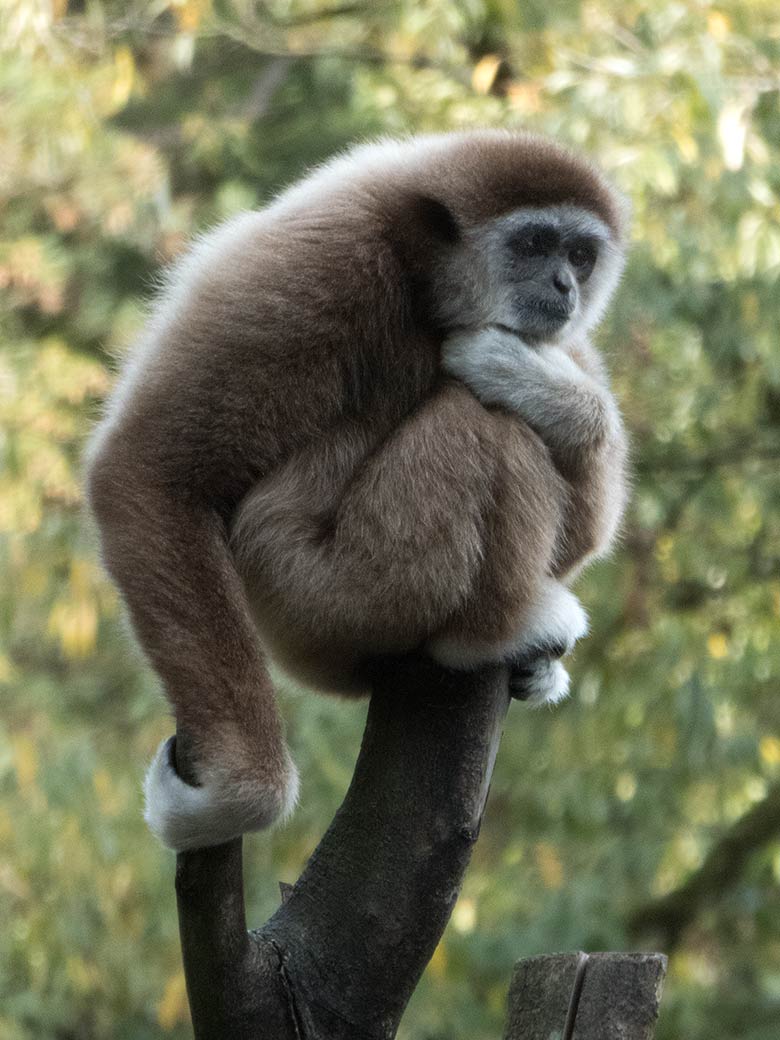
(174, 652, 511, 1039)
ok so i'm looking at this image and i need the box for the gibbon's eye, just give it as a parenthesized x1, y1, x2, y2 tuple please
(568, 239, 598, 278)
(509, 224, 559, 258)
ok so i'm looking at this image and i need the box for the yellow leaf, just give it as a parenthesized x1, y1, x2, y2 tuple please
(48, 598, 98, 659)
(157, 971, 190, 1030)
(12, 734, 38, 794)
(740, 291, 759, 325)
(93, 768, 122, 816)
(760, 737, 780, 766)
(707, 11, 730, 40)
(0, 809, 13, 844)
(672, 129, 698, 164)
(472, 55, 502, 95)
(112, 46, 135, 109)
(451, 897, 476, 934)
(655, 535, 674, 561)
(507, 82, 542, 115)
(0, 860, 30, 900)
(534, 842, 564, 890)
(66, 955, 99, 994)
(0, 654, 13, 684)
(427, 941, 448, 981)
(707, 633, 729, 660)
(615, 772, 637, 802)
(173, 0, 212, 33)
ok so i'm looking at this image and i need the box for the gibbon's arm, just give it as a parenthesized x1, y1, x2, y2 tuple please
(442, 327, 628, 578)
(86, 437, 299, 850)
(553, 338, 629, 576)
(231, 378, 567, 695)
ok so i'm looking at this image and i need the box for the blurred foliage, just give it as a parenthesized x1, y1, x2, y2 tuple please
(1, 0, 780, 1037)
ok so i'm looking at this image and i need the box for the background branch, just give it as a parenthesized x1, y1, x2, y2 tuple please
(628, 782, 780, 950)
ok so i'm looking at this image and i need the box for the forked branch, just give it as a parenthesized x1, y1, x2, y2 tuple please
(175, 653, 511, 1039)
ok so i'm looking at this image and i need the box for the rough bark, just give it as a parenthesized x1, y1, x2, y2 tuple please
(174, 652, 511, 1039)
(503, 952, 667, 1040)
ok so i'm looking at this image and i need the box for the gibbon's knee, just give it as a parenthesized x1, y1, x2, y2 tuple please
(231, 393, 499, 660)
(232, 476, 483, 666)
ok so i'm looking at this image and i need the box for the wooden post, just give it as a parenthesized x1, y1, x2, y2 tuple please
(503, 952, 667, 1040)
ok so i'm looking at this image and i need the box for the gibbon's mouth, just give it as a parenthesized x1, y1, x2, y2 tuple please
(526, 297, 573, 322)
(489, 299, 573, 342)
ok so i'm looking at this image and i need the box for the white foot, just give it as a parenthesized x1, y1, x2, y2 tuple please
(511, 581, 588, 661)
(507, 582, 587, 706)
(509, 657, 571, 706)
(428, 581, 587, 671)
(143, 736, 299, 851)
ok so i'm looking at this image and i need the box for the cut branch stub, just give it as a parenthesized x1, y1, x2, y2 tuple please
(503, 952, 667, 1040)
(503, 952, 584, 1040)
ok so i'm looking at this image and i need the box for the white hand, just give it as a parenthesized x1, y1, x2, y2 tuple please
(443, 326, 616, 452)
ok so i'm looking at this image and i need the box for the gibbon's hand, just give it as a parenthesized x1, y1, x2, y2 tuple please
(441, 325, 619, 458)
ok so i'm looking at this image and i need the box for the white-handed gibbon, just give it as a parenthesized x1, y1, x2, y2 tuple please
(86, 130, 629, 850)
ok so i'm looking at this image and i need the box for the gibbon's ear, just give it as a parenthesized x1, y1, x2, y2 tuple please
(411, 195, 461, 245)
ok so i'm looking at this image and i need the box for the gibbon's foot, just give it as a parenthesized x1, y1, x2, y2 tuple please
(506, 582, 587, 705)
(509, 653, 571, 706)
(428, 580, 587, 686)
(143, 735, 299, 851)
(510, 581, 588, 661)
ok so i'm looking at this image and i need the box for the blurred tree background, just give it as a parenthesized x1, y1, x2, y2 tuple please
(1, 0, 779, 1036)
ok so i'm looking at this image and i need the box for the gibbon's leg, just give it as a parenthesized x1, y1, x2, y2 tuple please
(87, 445, 298, 851)
(232, 381, 564, 695)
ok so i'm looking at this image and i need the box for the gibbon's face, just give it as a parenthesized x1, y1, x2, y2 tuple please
(432, 202, 625, 344)
(494, 204, 621, 343)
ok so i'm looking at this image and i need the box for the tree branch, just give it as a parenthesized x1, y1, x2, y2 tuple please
(244, 1, 397, 28)
(628, 781, 780, 950)
(636, 440, 780, 477)
(175, 652, 510, 1039)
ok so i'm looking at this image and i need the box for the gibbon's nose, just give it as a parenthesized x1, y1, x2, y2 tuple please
(552, 268, 575, 298)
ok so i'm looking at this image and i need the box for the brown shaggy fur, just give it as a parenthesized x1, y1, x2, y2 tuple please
(86, 130, 627, 845)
